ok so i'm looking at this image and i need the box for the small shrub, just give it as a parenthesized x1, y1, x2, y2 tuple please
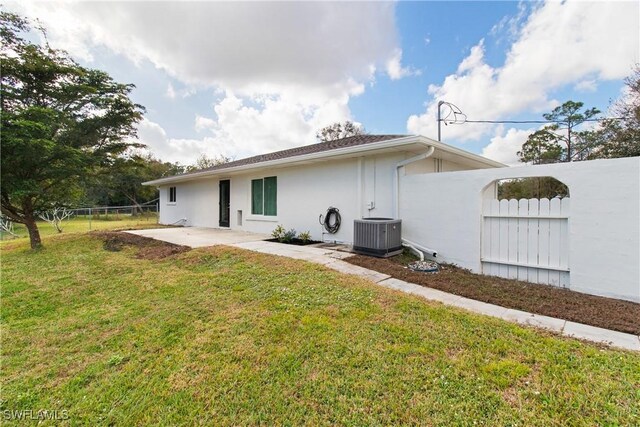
(298, 231, 312, 244)
(282, 229, 297, 243)
(271, 225, 286, 241)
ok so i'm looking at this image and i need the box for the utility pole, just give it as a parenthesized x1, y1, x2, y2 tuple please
(437, 100, 445, 141)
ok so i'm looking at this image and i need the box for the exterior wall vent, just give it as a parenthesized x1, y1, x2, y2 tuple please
(353, 218, 402, 258)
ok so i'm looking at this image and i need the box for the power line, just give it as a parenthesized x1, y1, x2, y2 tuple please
(461, 117, 625, 125)
(436, 100, 625, 128)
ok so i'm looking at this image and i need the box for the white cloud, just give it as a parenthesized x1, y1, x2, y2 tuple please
(165, 83, 195, 100)
(386, 48, 421, 80)
(199, 91, 351, 157)
(408, 1, 639, 142)
(139, 90, 353, 164)
(194, 115, 216, 133)
(10, 1, 416, 163)
(481, 126, 536, 166)
(14, 1, 409, 99)
(457, 39, 486, 74)
(574, 79, 597, 93)
(136, 119, 225, 166)
(490, 2, 529, 42)
(165, 84, 177, 100)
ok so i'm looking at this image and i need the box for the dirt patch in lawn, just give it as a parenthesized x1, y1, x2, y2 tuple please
(93, 231, 191, 260)
(346, 254, 640, 335)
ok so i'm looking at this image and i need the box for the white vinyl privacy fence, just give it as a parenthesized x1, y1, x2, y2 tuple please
(482, 198, 570, 286)
(398, 157, 640, 303)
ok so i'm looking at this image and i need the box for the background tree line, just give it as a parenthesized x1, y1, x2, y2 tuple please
(79, 152, 230, 209)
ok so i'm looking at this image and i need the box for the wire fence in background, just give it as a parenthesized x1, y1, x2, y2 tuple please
(0, 201, 160, 241)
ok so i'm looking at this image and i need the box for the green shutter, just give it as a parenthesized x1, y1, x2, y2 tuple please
(264, 176, 277, 216)
(251, 179, 263, 215)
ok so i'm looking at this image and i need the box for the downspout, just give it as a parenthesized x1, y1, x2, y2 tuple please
(393, 145, 435, 219)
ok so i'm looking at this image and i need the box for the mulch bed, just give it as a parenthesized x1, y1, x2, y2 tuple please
(93, 231, 191, 260)
(346, 254, 640, 335)
(265, 238, 322, 246)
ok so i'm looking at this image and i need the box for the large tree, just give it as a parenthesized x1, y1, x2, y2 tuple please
(0, 12, 145, 248)
(316, 121, 366, 142)
(518, 101, 600, 164)
(587, 66, 640, 159)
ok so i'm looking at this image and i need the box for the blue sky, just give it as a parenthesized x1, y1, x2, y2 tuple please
(352, 1, 519, 133)
(11, 1, 639, 165)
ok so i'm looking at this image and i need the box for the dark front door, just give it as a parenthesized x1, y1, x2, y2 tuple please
(219, 179, 230, 227)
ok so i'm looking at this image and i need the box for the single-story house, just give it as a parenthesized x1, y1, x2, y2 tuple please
(143, 135, 504, 244)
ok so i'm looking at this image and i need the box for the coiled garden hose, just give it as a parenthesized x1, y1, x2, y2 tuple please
(319, 207, 341, 234)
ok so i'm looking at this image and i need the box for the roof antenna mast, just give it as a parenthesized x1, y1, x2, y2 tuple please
(437, 100, 445, 141)
(437, 101, 467, 141)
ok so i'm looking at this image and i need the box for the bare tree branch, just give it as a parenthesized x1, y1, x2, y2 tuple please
(39, 207, 73, 233)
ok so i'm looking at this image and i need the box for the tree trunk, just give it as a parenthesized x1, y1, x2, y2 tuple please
(24, 216, 42, 249)
(567, 126, 572, 162)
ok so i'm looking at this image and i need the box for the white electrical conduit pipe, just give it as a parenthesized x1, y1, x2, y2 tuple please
(402, 241, 424, 261)
(402, 238, 438, 258)
(393, 145, 435, 219)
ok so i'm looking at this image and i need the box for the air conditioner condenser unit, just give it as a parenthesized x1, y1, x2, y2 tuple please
(353, 218, 402, 258)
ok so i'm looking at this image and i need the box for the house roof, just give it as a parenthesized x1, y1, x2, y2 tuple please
(143, 134, 505, 186)
(183, 134, 405, 174)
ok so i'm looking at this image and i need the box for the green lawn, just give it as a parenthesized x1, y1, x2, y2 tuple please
(1, 233, 639, 425)
(0, 214, 159, 243)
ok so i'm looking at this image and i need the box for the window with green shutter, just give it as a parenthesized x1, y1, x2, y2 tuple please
(251, 176, 277, 216)
(264, 176, 277, 216)
(251, 179, 263, 215)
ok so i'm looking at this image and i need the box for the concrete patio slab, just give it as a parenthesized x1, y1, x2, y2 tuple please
(126, 227, 268, 247)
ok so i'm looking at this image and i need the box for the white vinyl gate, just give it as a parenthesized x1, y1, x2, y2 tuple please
(481, 198, 570, 286)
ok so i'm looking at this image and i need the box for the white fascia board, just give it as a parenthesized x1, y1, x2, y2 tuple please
(142, 135, 423, 186)
(143, 135, 505, 186)
(416, 136, 506, 169)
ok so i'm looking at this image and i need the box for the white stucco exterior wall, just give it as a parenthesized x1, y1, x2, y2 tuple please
(158, 155, 407, 243)
(159, 178, 219, 227)
(399, 157, 640, 302)
(233, 157, 364, 243)
(156, 151, 484, 244)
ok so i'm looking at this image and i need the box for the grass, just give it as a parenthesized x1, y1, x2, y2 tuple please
(1, 233, 639, 425)
(0, 214, 160, 243)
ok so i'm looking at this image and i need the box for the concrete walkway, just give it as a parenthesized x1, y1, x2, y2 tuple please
(126, 227, 640, 352)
